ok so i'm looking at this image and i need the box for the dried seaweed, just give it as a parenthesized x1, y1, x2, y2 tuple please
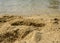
(0, 18, 7, 23)
(53, 18, 59, 24)
(11, 21, 45, 27)
(29, 23, 45, 27)
(0, 29, 19, 43)
(11, 21, 24, 26)
(21, 30, 32, 39)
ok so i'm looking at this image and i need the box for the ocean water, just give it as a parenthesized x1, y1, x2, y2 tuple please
(0, 0, 60, 15)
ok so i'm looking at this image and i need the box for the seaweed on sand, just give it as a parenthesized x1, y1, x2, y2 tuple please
(0, 29, 19, 43)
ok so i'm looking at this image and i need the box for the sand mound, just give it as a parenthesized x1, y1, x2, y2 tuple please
(0, 15, 60, 43)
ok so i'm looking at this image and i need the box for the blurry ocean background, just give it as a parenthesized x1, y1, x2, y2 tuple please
(0, 0, 60, 15)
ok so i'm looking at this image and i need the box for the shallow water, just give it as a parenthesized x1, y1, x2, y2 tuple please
(0, 0, 60, 15)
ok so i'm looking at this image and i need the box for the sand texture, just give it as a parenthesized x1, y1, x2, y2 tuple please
(0, 14, 60, 43)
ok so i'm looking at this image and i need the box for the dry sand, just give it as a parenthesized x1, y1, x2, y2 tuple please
(0, 14, 60, 43)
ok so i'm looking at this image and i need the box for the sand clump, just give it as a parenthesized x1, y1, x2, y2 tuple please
(0, 15, 60, 43)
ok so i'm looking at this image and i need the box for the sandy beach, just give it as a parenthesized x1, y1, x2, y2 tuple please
(0, 14, 60, 43)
